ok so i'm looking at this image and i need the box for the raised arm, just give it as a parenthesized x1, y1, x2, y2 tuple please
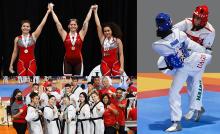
(32, 5, 51, 40)
(93, 5, 105, 44)
(9, 37, 19, 73)
(117, 39, 125, 74)
(79, 5, 94, 41)
(50, 4, 67, 41)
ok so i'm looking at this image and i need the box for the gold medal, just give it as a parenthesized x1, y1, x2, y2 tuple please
(24, 49, 28, 53)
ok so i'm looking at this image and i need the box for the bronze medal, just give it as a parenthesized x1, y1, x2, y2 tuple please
(24, 49, 28, 53)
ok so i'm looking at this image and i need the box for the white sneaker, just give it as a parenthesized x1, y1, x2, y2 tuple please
(184, 109, 195, 120)
(165, 122, 182, 132)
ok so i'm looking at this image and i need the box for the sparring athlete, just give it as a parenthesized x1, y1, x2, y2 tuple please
(93, 5, 124, 76)
(157, 5, 215, 122)
(9, 4, 51, 76)
(174, 5, 215, 121)
(152, 13, 212, 132)
(49, 3, 94, 76)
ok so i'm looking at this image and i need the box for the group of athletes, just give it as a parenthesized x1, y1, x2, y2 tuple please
(9, 76, 137, 134)
(9, 3, 124, 76)
(152, 5, 215, 132)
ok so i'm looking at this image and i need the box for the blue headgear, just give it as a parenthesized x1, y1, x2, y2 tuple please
(155, 13, 172, 32)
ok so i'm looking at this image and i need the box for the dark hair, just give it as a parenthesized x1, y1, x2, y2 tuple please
(156, 29, 172, 39)
(87, 82, 93, 85)
(65, 83, 72, 88)
(117, 87, 125, 92)
(21, 19, 31, 26)
(103, 22, 122, 39)
(32, 83, 39, 87)
(79, 92, 89, 104)
(91, 76, 100, 83)
(30, 92, 38, 100)
(128, 82, 134, 87)
(48, 95, 55, 100)
(101, 94, 111, 105)
(69, 18, 79, 25)
(71, 76, 78, 81)
(10, 89, 22, 105)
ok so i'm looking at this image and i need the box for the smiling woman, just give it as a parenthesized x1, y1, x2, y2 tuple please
(9, 4, 52, 76)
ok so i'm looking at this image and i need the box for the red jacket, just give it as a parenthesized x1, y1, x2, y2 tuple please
(12, 101, 28, 123)
(112, 98, 127, 126)
(103, 103, 118, 127)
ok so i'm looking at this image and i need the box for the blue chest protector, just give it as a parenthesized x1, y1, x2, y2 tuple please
(164, 41, 190, 69)
(164, 54, 183, 68)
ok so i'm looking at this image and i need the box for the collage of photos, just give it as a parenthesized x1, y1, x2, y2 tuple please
(1, 0, 220, 134)
(0, 0, 137, 134)
(138, 0, 220, 134)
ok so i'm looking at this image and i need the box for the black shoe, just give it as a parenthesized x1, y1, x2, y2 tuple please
(194, 107, 205, 122)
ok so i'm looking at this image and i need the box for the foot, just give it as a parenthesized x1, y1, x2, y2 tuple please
(194, 107, 205, 122)
(184, 109, 195, 120)
(165, 121, 182, 132)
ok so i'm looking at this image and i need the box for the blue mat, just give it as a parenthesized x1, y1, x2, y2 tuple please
(138, 91, 220, 134)
(0, 84, 29, 97)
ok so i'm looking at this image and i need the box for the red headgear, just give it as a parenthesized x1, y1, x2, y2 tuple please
(192, 5, 209, 27)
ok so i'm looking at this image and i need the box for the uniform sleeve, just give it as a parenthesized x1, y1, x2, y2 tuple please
(68, 105, 76, 119)
(25, 94, 31, 105)
(203, 30, 215, 49)
(174, 19, 187, 32)
(83, 104, 91, 118)
(25, 107, 38, 122)
(185, 37, 206, 53)
(40, 93, 48, 107)
(96, 103, 105, 117)
(70, 94, 77, 107)
(152, 42, 175, 56)
(54, 92, 61, 101)
(44, 107, 54, 121)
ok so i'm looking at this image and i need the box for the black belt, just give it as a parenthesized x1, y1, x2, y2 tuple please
(158, 65, 173, 71)
(61, 118, 75, 134)
(90, 117, 103, 134)
(33, 116, 40, 122)
(47, 118, 61, 134)
(76, 118, 90, 134)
